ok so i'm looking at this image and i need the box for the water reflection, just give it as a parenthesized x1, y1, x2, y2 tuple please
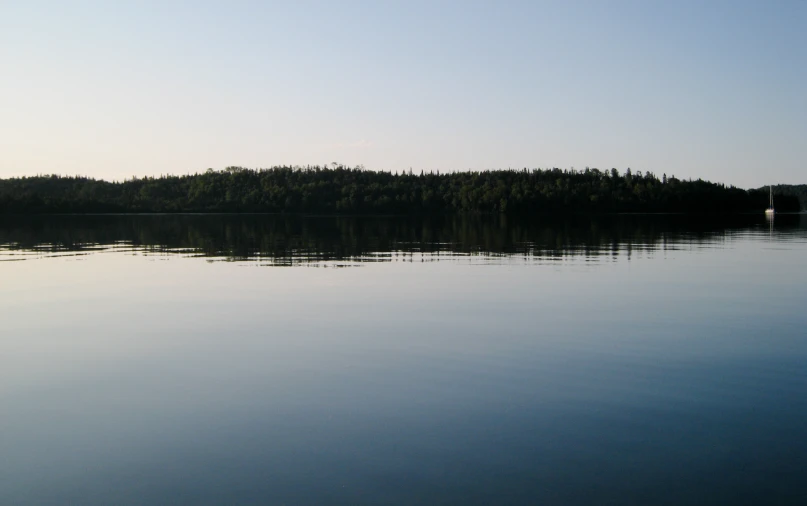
(1, 213, 805, 265)
(3, 213, 807, 506)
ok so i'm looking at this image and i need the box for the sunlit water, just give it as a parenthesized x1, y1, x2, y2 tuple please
(2, 214, 806, 505)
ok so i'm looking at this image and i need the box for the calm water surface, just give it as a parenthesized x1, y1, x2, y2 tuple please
(1, 215, 806, 505)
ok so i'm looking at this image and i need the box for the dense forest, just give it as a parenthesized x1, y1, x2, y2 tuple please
(765, 184, 807, 211)
(0, 165, 801, 214)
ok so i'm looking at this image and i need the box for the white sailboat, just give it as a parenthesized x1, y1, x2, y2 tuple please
(765, 185, 775, 216)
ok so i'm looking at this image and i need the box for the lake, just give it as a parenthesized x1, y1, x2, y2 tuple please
(1, 214, 806, 505)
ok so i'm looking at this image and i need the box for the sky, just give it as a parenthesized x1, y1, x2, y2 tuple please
(1, 0, 804, 188)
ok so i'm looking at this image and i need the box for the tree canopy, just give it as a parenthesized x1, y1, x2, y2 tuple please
(763, 184, 807, 211)
(0, 165, 800, 214)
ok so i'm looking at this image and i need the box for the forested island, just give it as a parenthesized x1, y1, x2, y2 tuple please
(0, 165, 801, 214)
(763, 184, 807, 211)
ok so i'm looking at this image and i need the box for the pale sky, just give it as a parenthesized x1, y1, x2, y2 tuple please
(1, 0, 804, 188)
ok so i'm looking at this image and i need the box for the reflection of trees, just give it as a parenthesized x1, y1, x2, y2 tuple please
(1, 214, 804, 265)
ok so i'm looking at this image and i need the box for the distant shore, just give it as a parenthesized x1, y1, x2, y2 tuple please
(1, 166, 802, 214)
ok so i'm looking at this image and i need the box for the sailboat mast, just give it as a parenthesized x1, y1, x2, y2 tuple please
(765, 185, 775, 215)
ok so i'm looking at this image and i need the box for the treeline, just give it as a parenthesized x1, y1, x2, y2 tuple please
(0, 165, 801, 214)
(766, 185, 807, 211)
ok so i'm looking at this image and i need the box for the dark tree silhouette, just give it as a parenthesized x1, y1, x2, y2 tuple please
(0, 166, 801, 214)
